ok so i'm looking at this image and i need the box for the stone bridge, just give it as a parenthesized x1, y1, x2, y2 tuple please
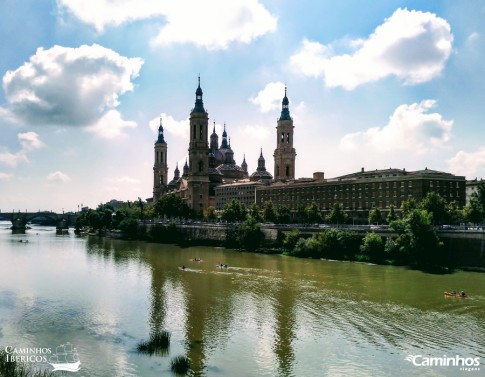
(0, 211, 77, 230)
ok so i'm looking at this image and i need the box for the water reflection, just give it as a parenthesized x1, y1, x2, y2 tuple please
(3, 228, 484, 376)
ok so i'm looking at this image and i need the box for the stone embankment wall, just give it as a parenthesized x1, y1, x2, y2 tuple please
(145, 223, 485, 268)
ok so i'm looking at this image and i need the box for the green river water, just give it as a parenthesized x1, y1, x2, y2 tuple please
(0, 223, 484, 376)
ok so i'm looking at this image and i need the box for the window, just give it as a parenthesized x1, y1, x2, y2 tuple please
(200, 124, 203, 139)
(281, 133, 284, 144)
(193, 127, 196, 140)
(286, 133, 290, 143)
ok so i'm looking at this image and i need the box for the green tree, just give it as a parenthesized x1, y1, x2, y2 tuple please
(238, 217, 264, 251)
(389, 209, 443, 266)
(205, 206, 217, 222)
(368, 208, 383, 224)
(263, 200, 277, 223)
(221, 200, 247, 222)
(154, 194, 191, 219)
(419, 192, 449, 225)
(306, 202, 322, 224)
(463, 182, 485, 223)
(296, 203, 307, 224)
(387, 205, 398, 223)
(325, 203, 347, 224)
(276, 205, 291, 224)
(249, 203, 262, 222)
(360, 232, 385, 261)
(400, 198, 418, 217)
(446, 201, 462, 225)
(282, 229, 301, 253)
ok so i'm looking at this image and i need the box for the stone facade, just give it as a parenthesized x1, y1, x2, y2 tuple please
(257, 168, 466, 223)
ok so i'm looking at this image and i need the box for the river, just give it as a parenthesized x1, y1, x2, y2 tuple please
(0, 223, 484, 376)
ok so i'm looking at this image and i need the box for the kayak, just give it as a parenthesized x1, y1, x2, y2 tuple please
(444, 291, 466, 298)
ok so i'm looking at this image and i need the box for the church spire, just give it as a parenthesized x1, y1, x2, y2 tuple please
(279, 85, 291, 121)
(156, 117, 166, 144)
(192, 75, 205, 113)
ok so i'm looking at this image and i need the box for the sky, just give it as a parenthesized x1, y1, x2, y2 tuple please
(1, 0, 485, 212)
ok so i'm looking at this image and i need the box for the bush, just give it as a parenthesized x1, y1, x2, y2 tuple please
(360, 232, 385, 262)
(170, 355, 190, 375)
(137, 330, 171, 356)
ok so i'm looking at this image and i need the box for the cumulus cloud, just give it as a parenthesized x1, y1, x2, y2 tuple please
(447, 148, 485, 178)
(250, 81, 286, 113)
(149, 113, 189, 139)
(290, 8, 453, 90)
(2, 44, 142, 137)
(0, 132, 44, 167)
(0, 172, 12, 181)
(86, 110, 137, 139)
(340, 100, 452, 153)
(58, 0, 277, 50)
(47, 171, 71, 183)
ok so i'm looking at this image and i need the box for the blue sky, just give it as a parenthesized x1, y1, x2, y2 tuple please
(1, 0, 485, 212)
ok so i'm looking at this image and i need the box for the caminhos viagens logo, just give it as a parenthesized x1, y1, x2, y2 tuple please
(405, 354, 481, 372)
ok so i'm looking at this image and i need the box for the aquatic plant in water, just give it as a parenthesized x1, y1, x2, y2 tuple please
(137, 330, 171, 356)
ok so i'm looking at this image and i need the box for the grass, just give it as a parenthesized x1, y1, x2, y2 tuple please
(170, 355, 190, 375)
(137, 330, 171, 356)
(0, 351, 56, 377)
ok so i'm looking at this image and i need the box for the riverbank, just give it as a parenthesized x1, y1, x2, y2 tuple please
(87, 221, 485, 271)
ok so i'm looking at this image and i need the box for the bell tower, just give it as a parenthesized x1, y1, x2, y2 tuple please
(188, 77, 210, 213)
(274, 87, 296, 181)
(153, 117, 168, 200)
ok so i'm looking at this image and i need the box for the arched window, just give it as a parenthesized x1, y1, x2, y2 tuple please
(199, 160, 204, 172)
(286, 165, 290, 177)
(286, 133, 290, 143)
(193, 126, 196, 140)
(281, 132, 284, 144)
(200, 124, 203, 139)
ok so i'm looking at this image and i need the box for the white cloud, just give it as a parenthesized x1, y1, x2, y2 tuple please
(250, 81, 286, 113)
(447, 148, 485, 179)
(340, 100, 452, 153)
(58, 0, 277, 50)
(0, 172, 12, 181)
(108, 176, 140, 184)
(290, 8, 453, 90)
(86, 110, 137, 139)
(151, 0, 277, 50)
(0, 132, 44, 167)
(149, 113, 189, 139)
(47, 171, 71, 183)
(57, 0, 167, 32)
(18, 132, 45, 151)
(2, 44, 142, 135)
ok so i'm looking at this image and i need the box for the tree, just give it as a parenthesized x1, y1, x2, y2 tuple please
(205, 206, 217, 222)
(249, 203, 262, 222)
(221, 200, 247, 222)
(446, 201, 462, 225)
(282, 229, 301, 253)
(360, 232, 385, 261)
(306, 202, 322, 224)
(276, 205, 291, 224)
(296, 203, 307, 224)
(154, 194, 191, 219)
(387, 205, 398, 223)
(263, 200, 277, 223)
(400, 198, 418, 217)
(419, 192, 449, 225)
(389, 209, 443, 266)
(368, 208, 383, 224)
(463, 182, 485, 223)
(238, 217, 264, 251)
(326, 203, 347, 224)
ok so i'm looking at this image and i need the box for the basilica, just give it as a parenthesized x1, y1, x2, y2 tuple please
(152, 78, 292, 213)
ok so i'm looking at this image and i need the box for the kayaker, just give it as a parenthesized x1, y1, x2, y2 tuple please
(451, 290, 456, 295)
(460, 291, 466, 297)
